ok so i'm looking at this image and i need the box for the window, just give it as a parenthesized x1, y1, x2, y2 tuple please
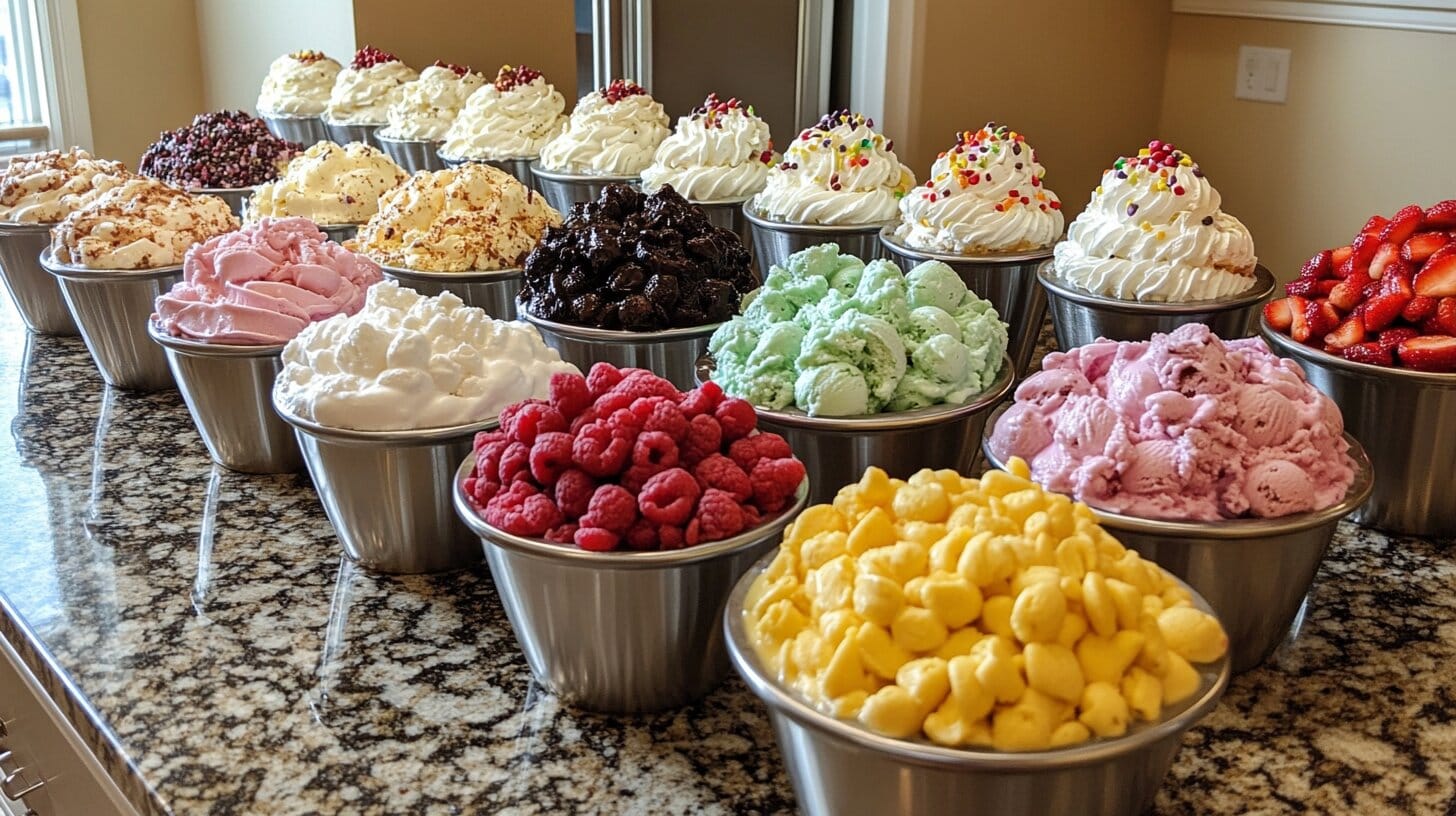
(0, 0, 91, 157)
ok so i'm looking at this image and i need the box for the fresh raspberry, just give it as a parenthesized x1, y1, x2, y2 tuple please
(586, 362, 624, 398)
(632, 396, 688, 442)
(638, 467, 701, 526)
(569, 405, 601, 434)
(571, 421, 633, 477)
(680, 381, 724, 418)
(680, 413, 723, 467)
(715, 397, 757, 441)
(605, 407, 644, 436)
(529, 431, 575, 485)
(624, 517, 659, 551)
(463, 474, 501, 507)
(658, 525, 686, 550)
(545, 523, 579, 544)
(498, 441, 531, 484)
(742, 504, 762, 528)
(751, 456, 807, 513)
(574, 526, 620, 551)
(580, 484, 638, 533)
(484, 481, 563, 537)
(593, 390, 635, 415)
(607, 369, 681, 405)
(632, 431, 680, 470)
(690, 488, 746, 543)
(554, 468, 596, 518)
(693, 454, 752, 502)
(728, 432, 792, 473)
(620, 463, 662, 494)
(473, 437, 509, 480)
(500, 400, 567, 445)
(549, 372, 592, 420)
(472, 429, 508, 455)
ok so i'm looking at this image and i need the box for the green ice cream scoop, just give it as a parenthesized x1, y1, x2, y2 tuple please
(906, 259, 970, 313)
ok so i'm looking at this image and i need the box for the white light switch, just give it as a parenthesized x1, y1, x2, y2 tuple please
(1236, 45, 1291, 103)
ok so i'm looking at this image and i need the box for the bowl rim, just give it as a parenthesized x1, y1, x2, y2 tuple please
(0, 219, 57, 233)
(258, 111, 324, 122)
(527, 159, 642, 184)
(517, 302, 723, 342)
(321, 117, 383, 131)
(1261, 317, 1456, 384)
(878, 226, 1057, 265)
(980, 402, 1376, 537)
(695, 352, 1016, 431)
(453, 452, 810, 569)
(375, 132, 445, 147)
(271, 389, 500, 444)
(1036, 258, 1277, 315)
(379, 263, 523, 282)
(39, 247, 184, 280)
(437, 151, 538, 166)
(146, 317, 287, 357)
(741, 199, 897, 234)
(187, 185, 259, 195)
(723, 548, 1231, 770)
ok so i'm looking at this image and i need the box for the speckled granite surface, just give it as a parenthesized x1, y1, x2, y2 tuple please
(1, 304, 1454, 816)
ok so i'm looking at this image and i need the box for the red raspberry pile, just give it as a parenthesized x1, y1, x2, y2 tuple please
(351, 46, 399, 70)
(139, 111, 301, 189)
(494, 64, 542, 92)
(463, 364, 808, 552)
(603, 79, 648, 105)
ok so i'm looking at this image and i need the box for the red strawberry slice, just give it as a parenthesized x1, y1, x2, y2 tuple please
(1402, 232, 1449, 264)
(1378, 327, 1419, 351)
(1362, 280, 1382, 300)
(1413, 252, 1456, 297)
(1361, 293, 1409, 332)
(1437, 297, 1456, 335)
(1421, 200, 1456, 230)
(1403, 295, 1438, 322)
(1263, 297, 1295, 331)
(1397, 335, 1456, 372)
(1379, 205, 1424, 245)
(1368, 242, 1401, 279)
(1307, 299, 1340, 338)
(1327, 276, 1367, 311)
(1287, 295, 1313, 342)
(1285, 279, 1319, 298)
(1331, 244, 1354, 268)
(1342, 341, 1393, 367)
(1379, 260, 1415, 297)
(1324, 316, 1366, 349)
(1361, 214, 1390, 238)
(1338, 234, 1380, 278)
(1299, 249, 1334, 280)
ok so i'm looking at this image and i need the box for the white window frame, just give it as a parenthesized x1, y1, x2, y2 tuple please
(0, 0, 90, 151)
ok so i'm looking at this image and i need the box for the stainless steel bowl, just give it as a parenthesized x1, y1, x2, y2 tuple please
(1038, 260, 1277, 347)
(318, 223, 359, 244)
(39, 249, 179, 391)
(273, 397, 491, 574)
(147, 321, 301, 473)
(1263, 321, 1455, 537)
(438, 153, 539, 190)
(742, 201, 892, 273)
(725, 551, 1231, 816)
(322, 120, 383, 150)
(699, 353, 1015, 505)
(528, 162, 639, 214)
(454, 453, 808, 712)
(519, 304, 718, 390)
(0, 221, 77, 335)
(260, 112, 329, 145)
(691, 195, 755, 250)
(982, 405, 1376, 673)
(380, 264, 521, 319)
(376, 134, 446, 174)
(190, 186, 256, 219)
(880, 228, 1052, 376)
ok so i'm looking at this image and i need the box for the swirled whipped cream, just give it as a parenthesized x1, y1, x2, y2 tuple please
(325, 47, 418, 126)
(439, 65, 567, 161)
(537, 80, 669, 175)
(750, 110, 914, 226)
(379, 62, 485, 141)
(1052, 140, 1257, 302)
(0, 148, 131, 223)
(257, 50, 342, 117)
(248, 141, 407, 226)
(895, 124, 1063, 253)
(275, 280, 578, 430)
(50, 177, 239, 269)
(640, 93, 774, 202)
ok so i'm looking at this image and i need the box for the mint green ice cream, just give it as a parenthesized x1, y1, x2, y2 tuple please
(707, 243, 1008, 416)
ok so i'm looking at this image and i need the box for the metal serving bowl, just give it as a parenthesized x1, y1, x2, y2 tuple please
(528, 162, 640, 214)
(190, 186, 256, 219)
(690, 194, 755, 250)
(519, 303, 718, 390)
(318, 223, 359, 244)
(322, 120, 383, 150)
(1038, 260, 1276, 348)
(376, 134, 446, 174)
(1263, 320, 1455, 537)
(273, 395, 490, 574)
(742, 201, 892, 273)
(380, 264, 521, 319)
(698, 354, 1015, 505)
(260, 112, 329, 145)
(438, 153, 538, 190)
(982, 405, 1376, 673)
(880, 228, 1053, 376)
(39, 249, 180, 391)
(147, 321, 300, 473)
(454, 453, 808, 712)
(0, 221, 77, 335)
(724, 550, 1231, 816)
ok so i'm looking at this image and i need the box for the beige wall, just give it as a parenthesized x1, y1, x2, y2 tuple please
(892, 1, 1172, 218)
(1159, 15, 1456, 277)
(76, 0, 204, 165)
(195, 0, 356, 112)
(351, 0, 576, 103)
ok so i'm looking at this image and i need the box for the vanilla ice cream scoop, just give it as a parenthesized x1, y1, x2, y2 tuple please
(0, 148, 131, 223)
(326, 47, 418, 126)
(750, 110, 914, 226)
(640, 93, 774, 202)
(50, 177, 239, 269)
(538, 80, 669, 175)
(257, 50, 342, 117)
(439, 65, 566, 161)
(248, 141, 407, 226)
(379, 63, 485, 141)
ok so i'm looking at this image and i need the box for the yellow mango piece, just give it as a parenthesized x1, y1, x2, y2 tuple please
(851, 572, 905, 627)
(893, 482, 951, 523)
(1050, 720, 1092, 747)
(928, 527, 972, 574)
(821, 635, 870, 699)
(981, 467, 1033, 498)
(924, 698, 972, 746)
(896, 657, 951, 713)
(800, 530, 850, 570)
(935, 628, 986, 660)
(1161, 653, 1202, 705)
(857, 622, 912, 680)
(828, 690, 868, 719)
(958, 533, 1018, 587)
(1077, 681, 1130, 738)
(859, 685, 923, 738)
(892, 606, 949, 653)
(1121, 667, 1163, 721)
(981, 595, 1015, 640)
(1158, 607, 1229, 664)
(1057, 611, 1088, 648)
(1081, 571, 1118, 637)
(785, 504, 846, 547)
(1075, 630, 1147, 685)
(975, 653, 1026, 704)
(1105, 578, 1145, 631)
(947, 654, 996, 721)
(920, 571, 983, 628)
(806, 554, 855, 615)
(1010, 580, 1067, 645)
(992, 700, 1053, 751)
(847, 506, 896, 555)
(818, 608, 863, 645)
(1024, 642, 1085, 703)
(757, 598, 810, 645)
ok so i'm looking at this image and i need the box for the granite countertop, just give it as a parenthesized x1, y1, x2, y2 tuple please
(2, 305, 1455, 815)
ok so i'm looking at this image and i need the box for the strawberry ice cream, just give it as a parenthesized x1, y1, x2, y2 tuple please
(153, 217, 382, 344)
(987, 323, 1355, 520)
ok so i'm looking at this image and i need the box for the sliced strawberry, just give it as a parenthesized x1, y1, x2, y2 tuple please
(1369, 242, 1401, 279)
(1299, 249, 1334, 280)
(1361, 293, 1409, 331)
(1361, 214, 1390, 238)
(1379, 260, 1415, 297)
(1342, 341, 1392, 367)
(1413, 252, 1456, 297)
(1263, 297, 1295, 331)
(1327, 277, 1366, 311)
(1421, 199, 1456, 230)
(1307, 299, 1340, 338)
(1362, 281, 1382, 300)
(1378, 327, 1419, 351)
(1397, 335, 1456, 372)
(1287, 295, 1313, 342)
(1338, 234, 1380, 278)
(1403, 295, 1438, 323)
(1331, 244, 1354, 268)
(1379, 205, 1424, 245)
(1437, 297, 1456, 335)
(1324, 316, 1366, 350)
(1401, 232, 1449, 264)
(1284, 279, 1319, 298)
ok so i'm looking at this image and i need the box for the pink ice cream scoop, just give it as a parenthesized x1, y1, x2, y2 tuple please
(987, 323, 1355, 521)
(153, 217, 382, 344)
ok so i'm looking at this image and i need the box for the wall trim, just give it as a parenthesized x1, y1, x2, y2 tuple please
(1172, 0, 1456, 33)
(34, 0, 93, 150)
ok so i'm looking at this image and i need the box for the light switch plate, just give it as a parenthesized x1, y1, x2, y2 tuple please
(1235, 45, 1291, 103)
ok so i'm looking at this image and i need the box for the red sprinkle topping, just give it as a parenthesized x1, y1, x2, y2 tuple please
(494, 64, 543, 92)
(432, 59, 471, 76)
(350, 45, 399, 70)
(603, 79, 649, 104)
